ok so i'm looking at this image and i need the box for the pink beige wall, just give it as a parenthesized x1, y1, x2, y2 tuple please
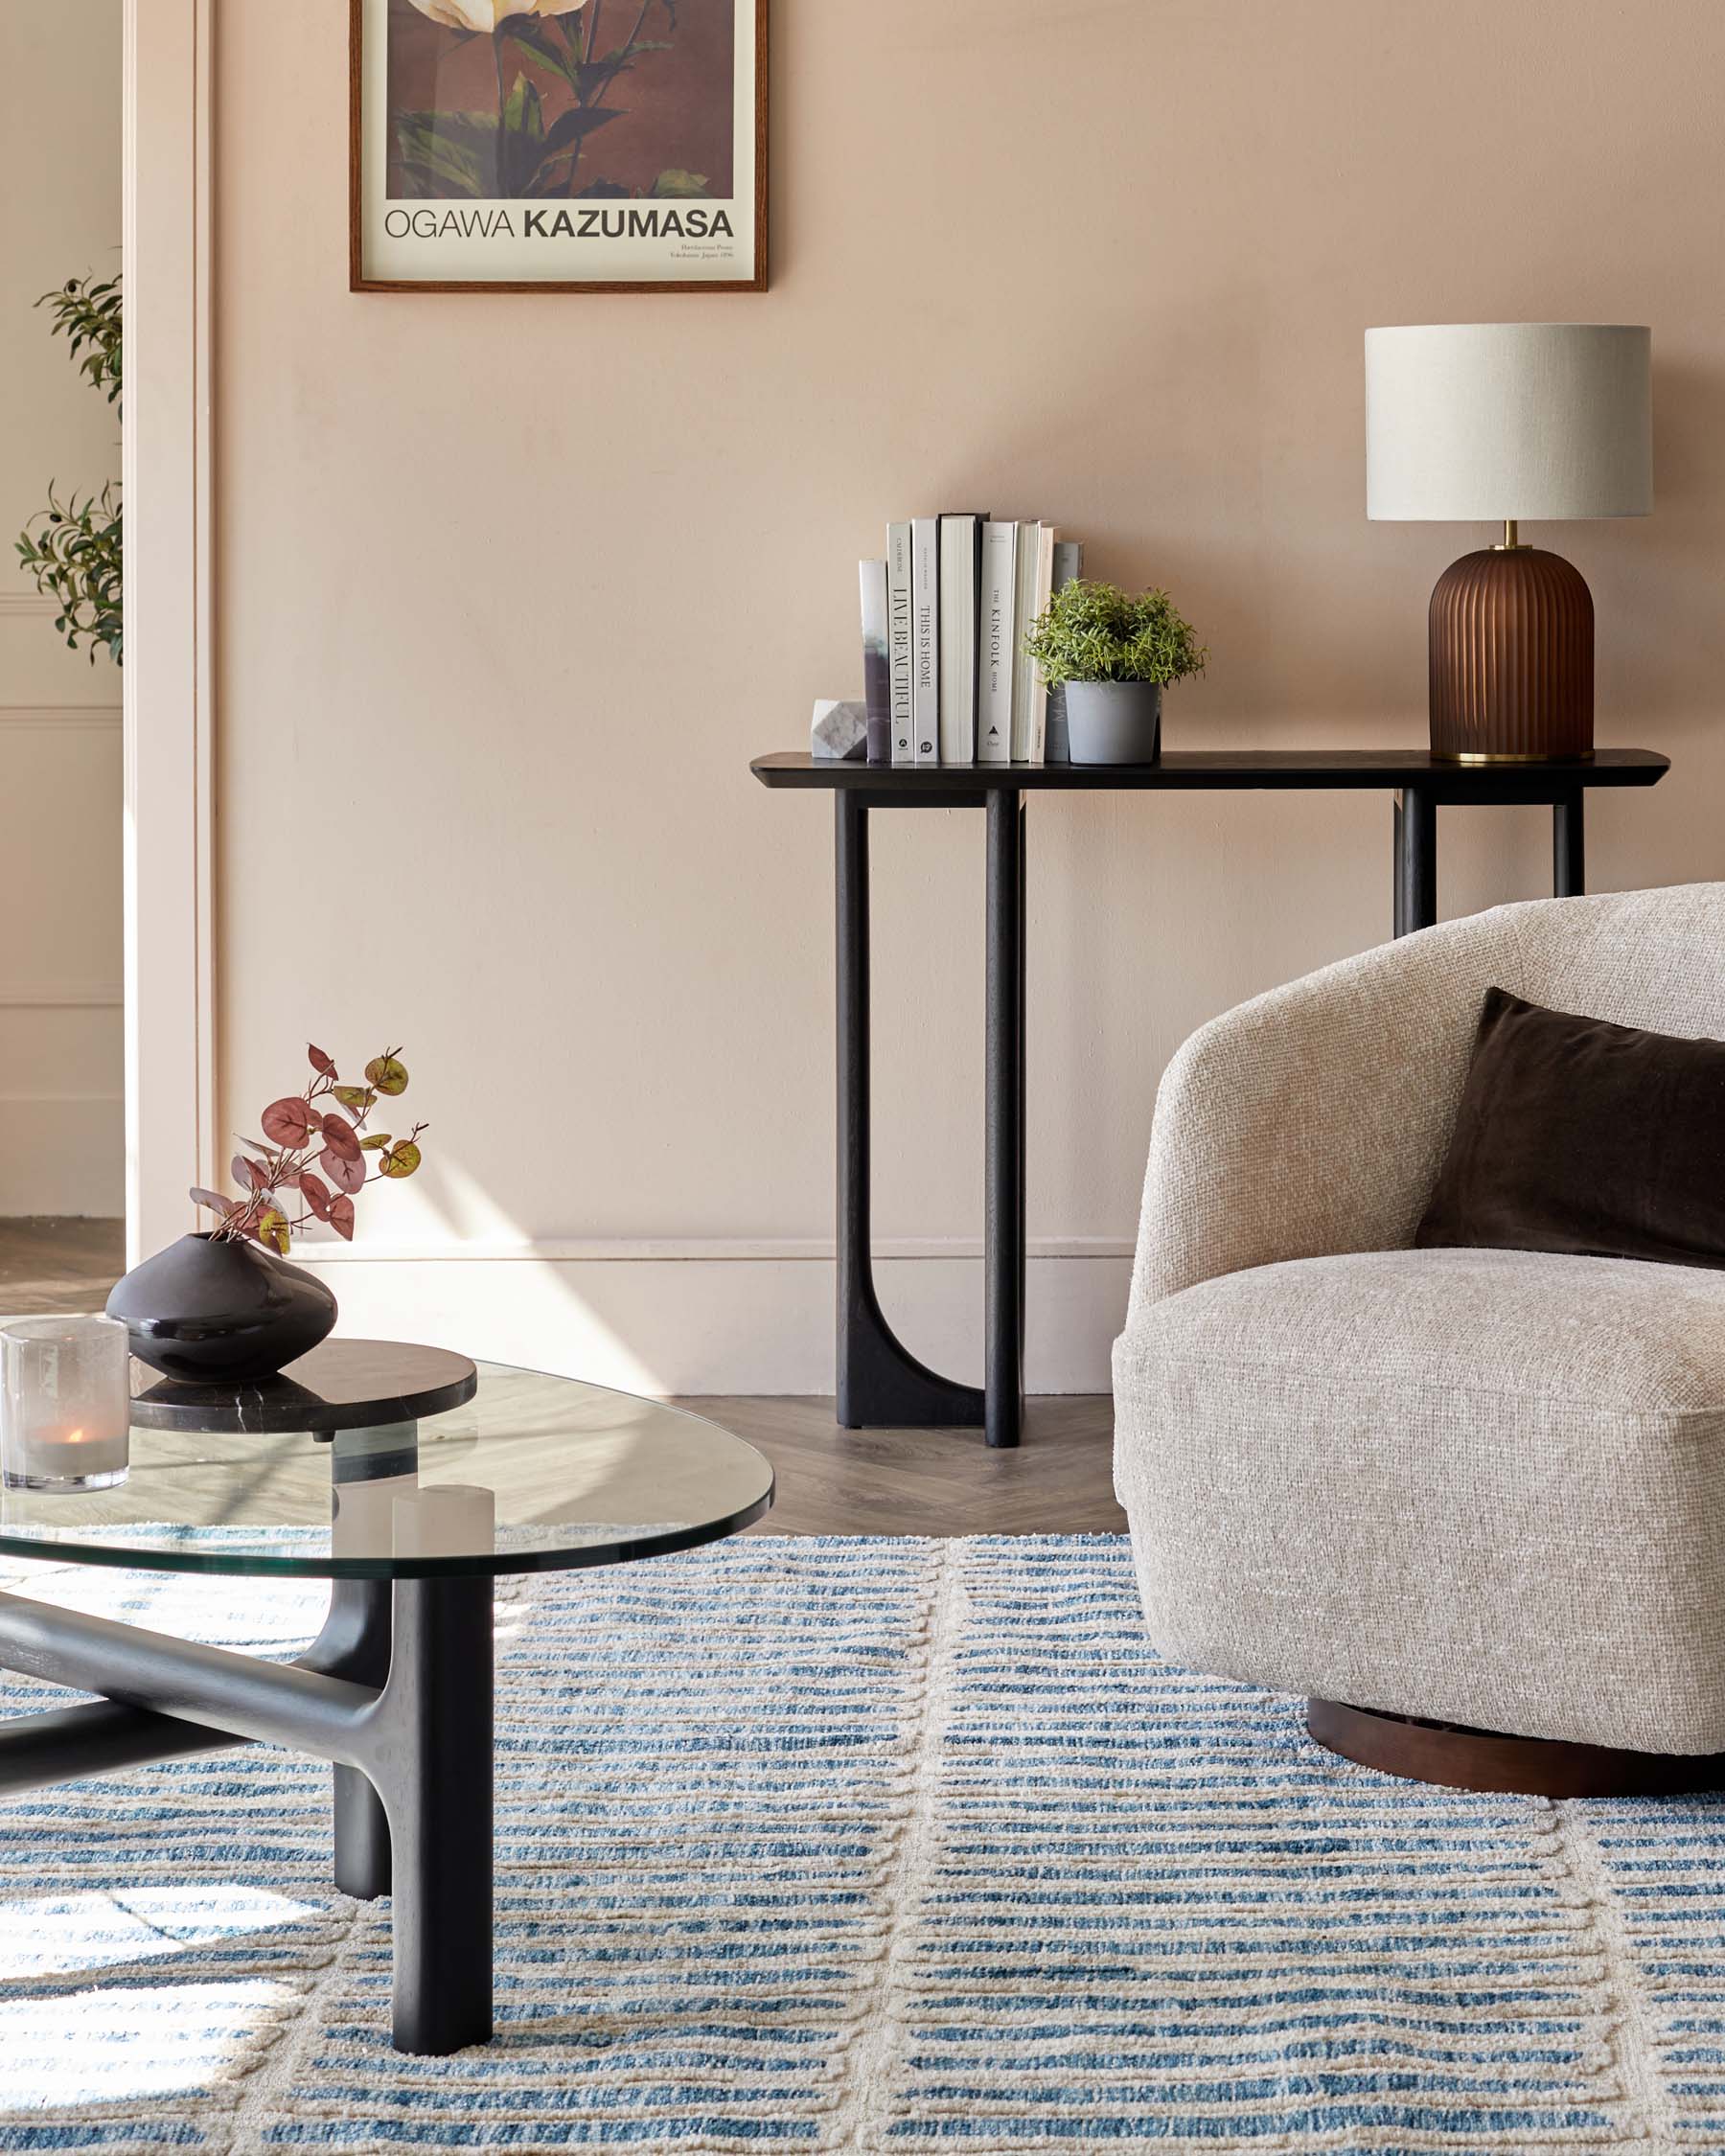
(0, 2, 123, 1215)
(216, 0, 1725, 1391)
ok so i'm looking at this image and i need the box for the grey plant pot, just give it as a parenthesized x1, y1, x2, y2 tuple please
(1065, 680, 1162, 766)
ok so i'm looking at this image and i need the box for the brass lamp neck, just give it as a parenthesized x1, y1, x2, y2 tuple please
(1493, 517, 1528, 551)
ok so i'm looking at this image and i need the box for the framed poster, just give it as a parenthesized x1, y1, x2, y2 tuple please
(350, 0, 767, 292)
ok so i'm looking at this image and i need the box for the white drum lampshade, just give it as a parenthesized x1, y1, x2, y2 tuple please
(1364, 323, 1652, 760)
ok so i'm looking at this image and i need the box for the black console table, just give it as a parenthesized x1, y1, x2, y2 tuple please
(751, 747, 1670, 1451)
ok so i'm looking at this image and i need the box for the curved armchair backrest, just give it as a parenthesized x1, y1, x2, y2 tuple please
(1129, 883, 1725, 1319)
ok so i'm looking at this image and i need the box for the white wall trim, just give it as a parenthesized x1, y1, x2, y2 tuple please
(281, 1248, 1129, 1396)
(0, 706, 122, 730)
(290, 1233, 1137, 1265)
(0, 595, 58, 617)
(123, 0, 218, 1266)
(0, 984, 124, 1010)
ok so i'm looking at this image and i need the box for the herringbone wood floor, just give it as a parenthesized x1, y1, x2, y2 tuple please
(0, 1220, 1122, 1534)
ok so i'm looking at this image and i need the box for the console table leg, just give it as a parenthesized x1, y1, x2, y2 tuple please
(1392, 796, 1406, 938)
(1554, 791, 1586, 897)
(984, 791, 1025, 1450)
(1397, 785, 1438, 933)
(834, 792, 986, 1431)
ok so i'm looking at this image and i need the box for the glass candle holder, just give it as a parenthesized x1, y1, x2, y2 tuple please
(1, 1315, 131, 1492)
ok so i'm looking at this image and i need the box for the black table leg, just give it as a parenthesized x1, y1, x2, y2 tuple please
(1392, 795, 1406, 938)
(302, 1576, 394, 1899)
(1396, 785, 1438, 933)
(1554, 791, 1586, 896)
(381, 1576, 494, 2056)
(834, 791, 986, 1432)
(0, 1571, 497, 2057)
(984, 791, 1025, 1450)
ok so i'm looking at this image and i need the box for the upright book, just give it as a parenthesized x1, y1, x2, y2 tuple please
(859, 559, 890, 765)
(977, 522, 1018, 765)
(1011, 521, 1055, 762)
(886, 522, 914, 766)
(937, 513, 986, 765)
(910, 516, 940, 764)
(1042, 540, 1084, 763)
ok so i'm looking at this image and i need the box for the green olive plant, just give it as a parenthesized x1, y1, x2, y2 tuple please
(192, 1045, 430, 1256)
(1024, 579, 1208, 688)
(14, 273, 123, 666)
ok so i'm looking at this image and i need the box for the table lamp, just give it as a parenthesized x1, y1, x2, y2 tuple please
(1365, 323, 1651, 761)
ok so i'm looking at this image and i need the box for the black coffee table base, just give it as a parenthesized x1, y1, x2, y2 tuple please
(0, 1570, 493, 2055)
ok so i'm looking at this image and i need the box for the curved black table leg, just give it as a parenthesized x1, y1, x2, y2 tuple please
(301, 1576, 393, 1899)
(835, 791, 989, 1432)
(0, 1569, 495, 2057)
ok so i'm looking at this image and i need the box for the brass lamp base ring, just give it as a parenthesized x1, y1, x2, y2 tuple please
(1434, 748, 1597, 767)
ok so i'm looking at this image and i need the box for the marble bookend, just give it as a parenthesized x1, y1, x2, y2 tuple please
(811, 699, 868, 761)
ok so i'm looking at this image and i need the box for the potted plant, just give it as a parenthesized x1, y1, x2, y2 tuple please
(1024, 579, 1208, 765)
(106, 1044, 429, 1384)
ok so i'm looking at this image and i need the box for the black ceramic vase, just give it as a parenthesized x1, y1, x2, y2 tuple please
(106, 1231, 338, 1384)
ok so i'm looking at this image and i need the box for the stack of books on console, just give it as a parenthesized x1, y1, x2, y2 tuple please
(858, 516, 1082, 767)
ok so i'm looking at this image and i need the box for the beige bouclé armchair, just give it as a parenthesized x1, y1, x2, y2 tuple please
(1113, 883, 1725, 1776)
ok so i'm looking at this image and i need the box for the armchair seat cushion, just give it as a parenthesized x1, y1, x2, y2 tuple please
(1113, 1246, 1725, 1754)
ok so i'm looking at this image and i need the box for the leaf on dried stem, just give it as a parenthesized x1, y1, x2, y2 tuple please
(320, 1114, 361, 1162)
(261, 1097, 314, 1146)
(365, 1054, 408, 1097)
(322, 1146, 366, 1196)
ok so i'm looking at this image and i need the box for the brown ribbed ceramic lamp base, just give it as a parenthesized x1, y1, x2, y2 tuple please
(1428, 544, 1594, 762)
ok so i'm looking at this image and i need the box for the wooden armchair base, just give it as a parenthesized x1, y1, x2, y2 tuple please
(1307, 1697, 1725, 1799)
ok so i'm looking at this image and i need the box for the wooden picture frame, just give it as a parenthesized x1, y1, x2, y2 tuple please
(350, 0, 768, 293)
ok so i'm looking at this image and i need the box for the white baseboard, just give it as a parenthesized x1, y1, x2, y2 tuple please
(0, 1096, 124, 1215)
(288, 1241, 1133, 1395)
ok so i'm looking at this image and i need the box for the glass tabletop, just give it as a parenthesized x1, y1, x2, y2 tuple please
(0, 1359, 773, 1579)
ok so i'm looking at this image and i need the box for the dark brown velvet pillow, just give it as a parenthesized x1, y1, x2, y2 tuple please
(1414, 987, 1725, 1272)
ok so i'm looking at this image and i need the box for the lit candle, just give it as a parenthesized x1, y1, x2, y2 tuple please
(1, 1315, 130, 1492)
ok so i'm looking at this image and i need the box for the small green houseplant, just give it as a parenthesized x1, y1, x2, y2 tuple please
(1024, 579, 1207, 765)
(14, 274, 123, 666)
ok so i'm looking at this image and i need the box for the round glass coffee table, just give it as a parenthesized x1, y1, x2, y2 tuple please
(0, 1342, 773, 2055)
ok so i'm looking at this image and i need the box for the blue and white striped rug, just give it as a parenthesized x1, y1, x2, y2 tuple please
(1, 1534, 1722, 2150)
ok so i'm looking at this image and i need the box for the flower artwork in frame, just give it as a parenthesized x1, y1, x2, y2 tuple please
(350, 0, 768, 292)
